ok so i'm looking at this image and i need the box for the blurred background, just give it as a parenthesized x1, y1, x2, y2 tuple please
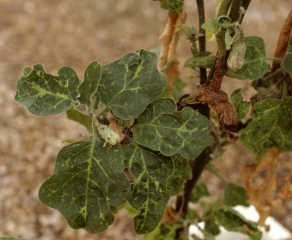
(0, 0, 291, 239)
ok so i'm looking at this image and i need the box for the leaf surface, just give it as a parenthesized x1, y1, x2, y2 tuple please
(15, 64, 79, 116)
(231, 89, 250, 119)
(98, 49, 167, 120)
(124, 143, 173, 234)
(283, 37, 292, 77)
(133, 99, 213, 158)
(184, 51, 216, 69)
(227, 36, 268, 80)
(67, 108, 92, 133)
(224, 182, 249, 207)
(39, 139, 131, 233)
(240, 97, 292, 155)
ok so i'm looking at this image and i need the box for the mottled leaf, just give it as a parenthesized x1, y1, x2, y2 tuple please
(98, 49, 167, 120)
(224, 182, 249, 207)
(185, 51, 216, 69)
(214, 206, 262, 240)
(227, 36, 268, 80)
(39, 138, 131, 234)
(15, 64, 79, 116)
(190, 181, 210, 203)
(124, 143, 173, 234)
(231, 89, 250, 119)
(240, 97, 292, 155)
(167, 154, 192, 195)
(77, 61, 101, 106)
(133, 99, 214, 158)
(66, 108, 92, 133)
(283, 37, 292, 77)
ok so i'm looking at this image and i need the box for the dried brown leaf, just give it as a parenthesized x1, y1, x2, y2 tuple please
(158, 12, 187, 88)
(109, 118, 125, 143)
(241, 85, 258, 103)
(278, 177, 292, 198)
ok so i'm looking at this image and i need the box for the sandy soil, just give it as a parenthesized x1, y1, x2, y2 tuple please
(0, 0, 291, 239)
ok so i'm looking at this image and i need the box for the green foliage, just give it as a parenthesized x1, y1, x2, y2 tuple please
(231, 89, 250, 119)
(240, 97, 292, 156)
(283, 37, 292, 77)
(190, 181, 210, 203)
(153, 0, 184, 13)
(224, 182, 249, 207)
(185, 51, 216, 69)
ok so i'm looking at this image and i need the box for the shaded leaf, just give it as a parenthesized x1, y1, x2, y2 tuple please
(15, 64, 79, 116)
(224, 182, 249, 207)
(214, 206, 262, 240)
(283, 37, 292, 77)
(67, 108, 92, 133)
(133, 99, 213, 158)
(185, 51, 216, 69)
(204, 215, 220, 236)
(77, 61, 101, 106)
(167, 154, 192, 195)
(124, 143, 173, 234)
(240, 97, 292, 155)
(39, 139, 131, 234)
(190, 181, 210, 203)
(98, 49, 167, 120)
(227, 36, 269, 80)
(231, 89, 250, 119)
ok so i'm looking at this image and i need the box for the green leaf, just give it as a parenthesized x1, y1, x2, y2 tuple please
(204, 215, 220, 235)
(15, 64, 79, 116)
(133, 99, 214, 158)
(39, 139, 131, 234)
(124, 143, 173, 234)
(190, 181, 210, 203)
(224, 182, 249, 207)
(167, 154, 192, 195)
(283, 37, 292, 77)
(153, 0, 184, 13)
(185, 51, 216, 69)
(214, 206, 262, 240)
(227, 36, 268, 80)
(77, 61, 101, 106)
(240, 97, 292, 155)
(231, 89, 250, 119)
(66, 108, 92, 133)
(201, 19, 221, 34)
(98, 49, 167, 120)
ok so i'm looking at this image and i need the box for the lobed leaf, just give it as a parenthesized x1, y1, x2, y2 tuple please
(39, 139, 131, 234)
(124, 144, 173, 234)
(15, 64, 79, 116)
(133, 99, 214, 159)
(98, 49, 167, 120)
(231, 89, 250, 119)
(240, 97, 292, 156)
(214, 206, 262, 240)
(227, 36, 268, 80)
(283, 37, 292, 77)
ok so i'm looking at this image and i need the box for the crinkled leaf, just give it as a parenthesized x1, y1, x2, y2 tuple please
(283, 37, 292, 77)
(66, 108, 92, 133)
(98, 49, 167, 120)
(214, 206, 262, 240)
(231, 89, 250, 119)
(167, 154, 192, 195)
(190, 181, 210, 203)
(185, 51, 216, 69)
(124, 143, 173, 234)
(224, 182, 249, 207)
(77, 61, 101, 106)
(133, 99, 214, 158)
(201, 19, 221, 34)
(227, 36, 268, 80)
(39, 139, 131, 234)
(15, 64, 79, 116)
(240, 97, 292, 156)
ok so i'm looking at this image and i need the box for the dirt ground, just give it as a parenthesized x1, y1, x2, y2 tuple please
(0, 0, 291, 239)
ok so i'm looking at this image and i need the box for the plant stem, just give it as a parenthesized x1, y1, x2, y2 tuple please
(229, 0, 242, 22)
(239, 0, 252, 23)
(217, 0, 232, 17)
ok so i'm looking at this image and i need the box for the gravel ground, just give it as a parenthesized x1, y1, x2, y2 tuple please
(0, 1, 291, 239)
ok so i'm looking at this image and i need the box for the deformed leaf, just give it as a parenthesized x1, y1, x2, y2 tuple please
(15, 64, 79, 116)
(227, 36, 268, 80)
(66, 108, 92, 133)
(98, 49, 167, 120)
(77, 61, 101, 106)
(214, 206, 262, 240)
(123, 143, 173, 234)
(185, 51, 216, 69)
(167, 154, 192, 195)
(133, 99, 214, 158)
(39, 139, 131, 234)
(224, 182, 249, 207)
(283, 37, 292, 77)
(231, 89, 250, 119)
(240, 97, 292, 155)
